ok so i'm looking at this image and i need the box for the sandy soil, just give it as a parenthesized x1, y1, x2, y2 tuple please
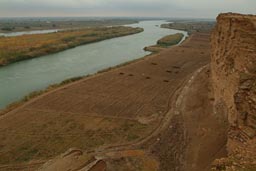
(0, 32, 224, 171)
(181, 66, 228, 171)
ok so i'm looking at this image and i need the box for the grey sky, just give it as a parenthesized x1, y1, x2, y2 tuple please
(0, 0, 255, 18)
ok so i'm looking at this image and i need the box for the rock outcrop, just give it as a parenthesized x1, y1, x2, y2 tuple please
(211, 13, 256, 170)
(211, 13, 256, 138)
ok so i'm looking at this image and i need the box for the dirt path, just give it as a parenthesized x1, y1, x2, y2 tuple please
(0, 33, 212, 171)
(181, 66, 228, 171)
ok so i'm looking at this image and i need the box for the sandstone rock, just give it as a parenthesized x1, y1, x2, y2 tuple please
(211, 12, 256, 171)
(211, 13, 256, 136)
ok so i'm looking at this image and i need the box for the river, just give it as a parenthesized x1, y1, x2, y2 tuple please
(0, 29, 59, 37)
(0, 20, 187, 109)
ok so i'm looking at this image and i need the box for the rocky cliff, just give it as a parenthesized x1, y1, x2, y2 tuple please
(211, 13, 256, 170)
(211, 13, 256, 138)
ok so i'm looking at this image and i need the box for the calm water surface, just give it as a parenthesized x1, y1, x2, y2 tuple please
(0, 29, 59, 37)
(0, 20, 187, 109)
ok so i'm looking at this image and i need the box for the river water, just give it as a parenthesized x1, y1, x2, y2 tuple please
(0, 29, 59, 37)
(0, 20, 187, 109)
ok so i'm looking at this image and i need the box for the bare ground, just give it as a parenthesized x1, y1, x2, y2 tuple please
(0, 33, 227, 171)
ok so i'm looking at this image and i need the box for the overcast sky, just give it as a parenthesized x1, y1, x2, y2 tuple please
(0, 0, 255, 18)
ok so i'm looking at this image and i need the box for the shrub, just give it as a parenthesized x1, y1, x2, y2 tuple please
(1, 27, 15, 31)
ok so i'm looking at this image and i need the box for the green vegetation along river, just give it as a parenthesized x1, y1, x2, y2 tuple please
(0, 20, 187, 109)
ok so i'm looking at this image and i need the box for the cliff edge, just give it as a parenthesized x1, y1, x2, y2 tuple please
(211, 13, 256, 170)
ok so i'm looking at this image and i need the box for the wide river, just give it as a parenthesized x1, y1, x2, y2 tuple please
(0, 20, 187, 109)
(0, 29, 59, 37)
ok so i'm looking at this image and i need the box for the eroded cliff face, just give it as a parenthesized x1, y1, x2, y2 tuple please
(211, 13, 256, 138)
(211, 13, 256, 170)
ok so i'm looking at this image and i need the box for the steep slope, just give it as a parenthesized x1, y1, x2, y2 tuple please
(211, 13, 256, 170)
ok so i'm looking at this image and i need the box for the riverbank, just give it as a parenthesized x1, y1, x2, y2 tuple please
(0, 20, 185, 110)
(0, 31, 184, 116)
(0, 26, 143, 66)
(0, 57, 147, 117)
(0, 32, 227, 171)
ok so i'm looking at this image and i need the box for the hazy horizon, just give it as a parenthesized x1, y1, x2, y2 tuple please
(0, 0, 255, 18)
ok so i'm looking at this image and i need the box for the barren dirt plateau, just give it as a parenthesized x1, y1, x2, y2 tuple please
(0, 13, 255, 171)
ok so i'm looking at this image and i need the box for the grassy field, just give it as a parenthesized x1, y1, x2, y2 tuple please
(144, 33, 184, 53)
(0, 26, 143, 66)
